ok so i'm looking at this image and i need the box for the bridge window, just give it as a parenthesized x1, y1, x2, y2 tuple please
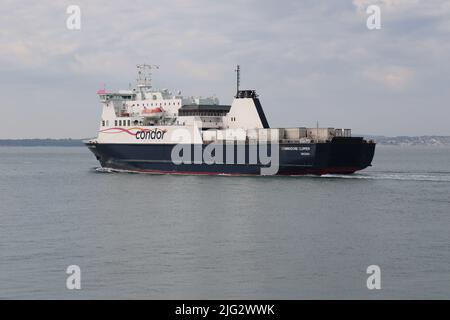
(115, 120, 118, 126)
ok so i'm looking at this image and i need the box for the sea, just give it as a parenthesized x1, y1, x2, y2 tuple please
(0, 145, 449, 299)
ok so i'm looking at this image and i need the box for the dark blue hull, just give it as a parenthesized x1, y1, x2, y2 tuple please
(86, 137, 375, 176)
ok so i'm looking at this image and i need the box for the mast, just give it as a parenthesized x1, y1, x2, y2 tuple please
(235, 65, 240, 97)
(136, 64, 159, 100)
(136, 64, 159, 89)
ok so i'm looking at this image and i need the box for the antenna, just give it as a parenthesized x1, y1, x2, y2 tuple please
(136, 64, 159, 88)
(235, 65, 240, 97)
(316, 120, 319, 138)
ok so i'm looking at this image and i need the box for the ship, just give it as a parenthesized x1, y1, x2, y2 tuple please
(85, 64, 375, 176)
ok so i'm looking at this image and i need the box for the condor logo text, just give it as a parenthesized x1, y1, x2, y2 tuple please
(136, 129, 166, 140)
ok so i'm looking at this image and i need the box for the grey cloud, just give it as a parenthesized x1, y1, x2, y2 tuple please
(0, 0, 449, 138)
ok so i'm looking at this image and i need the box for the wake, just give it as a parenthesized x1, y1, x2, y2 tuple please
(321, 171, 450, 182)
(94, 167, 450, 182)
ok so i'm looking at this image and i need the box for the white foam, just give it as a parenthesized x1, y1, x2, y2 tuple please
(321, 172, 450, 182)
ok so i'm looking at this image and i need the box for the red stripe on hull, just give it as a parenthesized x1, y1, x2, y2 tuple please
(103, 167, 362, 176)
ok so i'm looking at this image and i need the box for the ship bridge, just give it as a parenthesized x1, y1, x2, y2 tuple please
(178, 104, 230, 117)
(97, 90, 136, 103)
(176, 104, 230, 129)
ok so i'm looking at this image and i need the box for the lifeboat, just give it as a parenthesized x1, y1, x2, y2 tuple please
(142, 107, 164, 118)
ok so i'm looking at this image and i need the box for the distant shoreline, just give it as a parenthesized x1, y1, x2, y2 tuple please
(1, 136, 450, 147)
(0, 139, 85, 147)
(364, 135, 450, 147)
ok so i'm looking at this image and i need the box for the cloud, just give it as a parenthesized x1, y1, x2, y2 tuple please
(353, 0, 420, 13)
(362, 65, 414, 90)
(353, 0, 450, 18)
(0, 0, 450, 137)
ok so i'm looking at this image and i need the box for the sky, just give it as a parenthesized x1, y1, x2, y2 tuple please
(1, 0, 450, 138)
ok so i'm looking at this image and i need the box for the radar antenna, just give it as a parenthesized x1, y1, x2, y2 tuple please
(136, 64, 159, 88)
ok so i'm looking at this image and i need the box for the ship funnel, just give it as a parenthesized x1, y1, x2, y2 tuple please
(228, 90, 269, 129)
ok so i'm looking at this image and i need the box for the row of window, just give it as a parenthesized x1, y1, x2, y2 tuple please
(130, 101, 181, 107)
(101, 119, 134, 127)
(178, 112, 226, 117)
(115, 120, 131, 126)
(102, 117, 224, 128)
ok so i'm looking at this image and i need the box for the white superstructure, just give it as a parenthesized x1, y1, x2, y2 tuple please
(91, 64, 351, 145)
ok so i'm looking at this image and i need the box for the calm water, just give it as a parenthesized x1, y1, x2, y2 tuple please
(1, 145, 449, 299)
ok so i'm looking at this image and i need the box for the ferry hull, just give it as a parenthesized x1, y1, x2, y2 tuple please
(86, 138, 375, 176)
